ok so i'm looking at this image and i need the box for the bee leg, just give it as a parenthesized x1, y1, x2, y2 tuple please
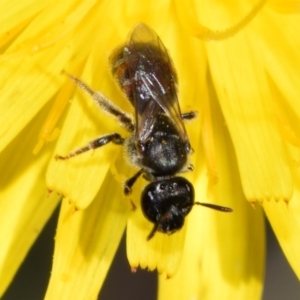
(55, 133, 124, 160)
(62, 70, 135, 132)
(178, 164, 194, 173)
(93, 92, 135, 132)
(181, 111, 197, 121)
(124, 169, 144, 195)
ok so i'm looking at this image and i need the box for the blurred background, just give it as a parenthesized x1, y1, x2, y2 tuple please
(3, 205, 300, 300)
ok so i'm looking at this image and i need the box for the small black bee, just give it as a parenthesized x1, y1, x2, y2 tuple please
(56, 23, 232, 240)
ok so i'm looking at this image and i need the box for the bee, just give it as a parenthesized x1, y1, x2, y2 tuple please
(56, 23, 232, 240)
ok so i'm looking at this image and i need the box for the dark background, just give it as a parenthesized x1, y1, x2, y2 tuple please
(3, 205, 300, 300)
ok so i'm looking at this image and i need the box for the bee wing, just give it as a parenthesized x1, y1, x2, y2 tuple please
(125, 23, 188, 143)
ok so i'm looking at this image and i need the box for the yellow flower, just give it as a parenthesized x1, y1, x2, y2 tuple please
(1, 0, 300, 299)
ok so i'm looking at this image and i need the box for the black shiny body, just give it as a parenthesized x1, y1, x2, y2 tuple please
(141, 177, 194, 238)
(139, 114, 188, 175)
(56, 23, 232, 240)
(125, 114, 189, 176)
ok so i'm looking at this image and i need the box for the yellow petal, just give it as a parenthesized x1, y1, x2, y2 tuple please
(3, 1, 96, 55)
(159, 174, 264, 300)
(254, 9, 300, 125)
(268, 0, 300, 14)
(176, 0, 267, 40)
(159, 83, 265, 299)
(45, 170, 129, 299)
(264, 188, 300, 279)
(0, 1, 52, 40)
(0, 109, 60, 296)
(0, 0, 120, 154)
(0, 41, 73, 153)
(205, 25, 293, 202)
(46, 84, 113, 209)
(45, 8, 141, 209)
(46, 51, 128, 209)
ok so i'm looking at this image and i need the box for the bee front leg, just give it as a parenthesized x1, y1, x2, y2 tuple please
(181, 111, 197, 121)
(124, 169, 144, 195)
(55, 133, 124, 160)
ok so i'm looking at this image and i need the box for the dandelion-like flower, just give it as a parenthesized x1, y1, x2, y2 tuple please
(1, 0, 300, 299)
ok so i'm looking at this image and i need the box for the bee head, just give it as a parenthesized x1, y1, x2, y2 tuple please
(141, 177, 194, 240)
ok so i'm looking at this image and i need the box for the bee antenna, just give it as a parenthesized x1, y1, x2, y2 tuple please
(194, 202, 233, 212)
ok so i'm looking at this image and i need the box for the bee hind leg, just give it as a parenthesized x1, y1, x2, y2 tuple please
(62, 70, 135, 132)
